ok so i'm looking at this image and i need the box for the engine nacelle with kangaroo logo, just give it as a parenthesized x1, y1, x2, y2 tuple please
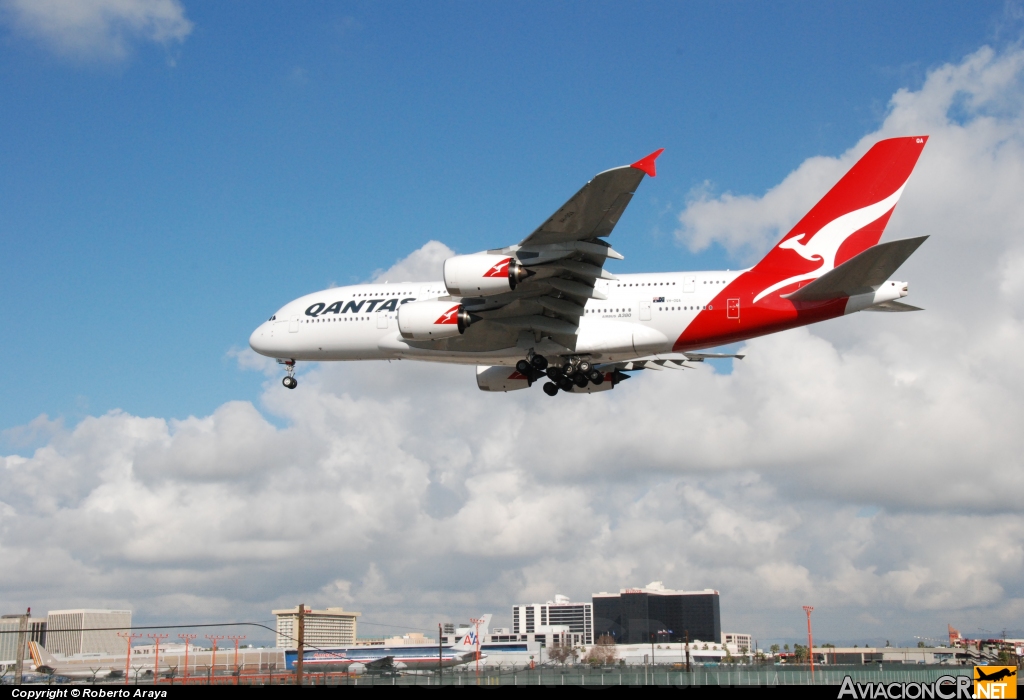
(397, 300, 473, 340)
(443, 254, 533, 296)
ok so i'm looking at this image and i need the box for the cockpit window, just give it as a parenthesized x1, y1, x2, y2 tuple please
(269, 315, 276, 321)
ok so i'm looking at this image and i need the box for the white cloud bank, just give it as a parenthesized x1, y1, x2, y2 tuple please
(4, 46, 1024, 643)
(0, 0, 192, 60)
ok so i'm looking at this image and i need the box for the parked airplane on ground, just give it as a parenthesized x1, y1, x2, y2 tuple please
(250, 137, 929, 396)
(25, 641, 123, 681)
(284, 616, 490, 673)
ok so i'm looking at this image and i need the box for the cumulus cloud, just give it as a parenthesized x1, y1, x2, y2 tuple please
(0, 0, 192, 60)
(3, 45, 1024, 643)
(370, 240, 453, 283)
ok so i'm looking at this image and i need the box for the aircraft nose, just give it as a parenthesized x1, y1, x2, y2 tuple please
(249, 323, 272, 356)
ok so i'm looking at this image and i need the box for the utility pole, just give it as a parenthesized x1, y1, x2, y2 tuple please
(803, 606, 815, 681)
(117, 632, 142, 685)
(685, 630, 691, 673)
(148, 633, 168, 683)
(13, 608, 29, 686)
(178, 633, 197, 682)
(438, 624, 443, 683)
(226, 636, 246, 685)
(296, 604, 305, 687)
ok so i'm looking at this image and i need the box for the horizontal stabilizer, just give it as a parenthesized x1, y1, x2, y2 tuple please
(863, 300, 923, 312)
(784, 236, 928, 302)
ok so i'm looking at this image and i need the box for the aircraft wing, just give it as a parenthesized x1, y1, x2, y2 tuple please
(519, 150, 662, 247)
(363, 655, 397, 671)
(434, 151, 662, 353)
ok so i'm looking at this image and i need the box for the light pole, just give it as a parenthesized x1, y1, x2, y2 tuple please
(147, 633, 168, 683)
(226, 636, 246, 684)
(178, 634, 197, 682)
(803, 606, 815, 681)
(470, 617, 484, 682)
(116, 632, 141, 685)
(205, 635, 225, 683)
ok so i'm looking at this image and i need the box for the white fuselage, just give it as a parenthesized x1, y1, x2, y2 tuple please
(249, 271, 746, 365)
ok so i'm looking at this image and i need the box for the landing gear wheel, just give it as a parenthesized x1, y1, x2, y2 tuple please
(516, 359, 532, 374)
(277, 359, 298, 389)
(542, 382, 559, 396)
(574, 373, 589, 388)
(558, 377, 575, 392)
(546, 367, 563, 381)
(530, 354, 548, 370)
(588, 369, 604, 385)
(577, 360, 592, 374)
(562, 361, 576, 376)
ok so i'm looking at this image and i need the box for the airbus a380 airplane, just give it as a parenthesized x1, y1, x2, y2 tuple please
(250, 136, 929, 396)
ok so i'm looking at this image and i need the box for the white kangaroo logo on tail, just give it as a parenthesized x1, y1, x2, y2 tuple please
(753, 183, 907, 303)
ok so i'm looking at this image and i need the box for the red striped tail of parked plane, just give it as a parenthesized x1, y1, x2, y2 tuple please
(251, 137, 930, 396)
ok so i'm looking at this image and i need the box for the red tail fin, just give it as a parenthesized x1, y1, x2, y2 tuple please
(751, 136, 927, 303)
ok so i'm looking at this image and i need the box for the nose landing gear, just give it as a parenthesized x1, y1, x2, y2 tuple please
(277, 359, 298, 389)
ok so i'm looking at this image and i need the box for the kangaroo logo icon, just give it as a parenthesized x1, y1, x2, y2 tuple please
(435, 305, 461, 324)
(483, 257, 511, 278)
(753, 183, 907, 303)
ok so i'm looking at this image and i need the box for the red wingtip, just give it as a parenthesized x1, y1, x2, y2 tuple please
(631, 148, 664, 177)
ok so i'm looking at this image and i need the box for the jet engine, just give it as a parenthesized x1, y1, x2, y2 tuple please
(476, 365, 532, 392)
(443, 254, 533, 296)
(397, 300, 474, 340)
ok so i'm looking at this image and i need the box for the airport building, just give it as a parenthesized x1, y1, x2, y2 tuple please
(45, 609, 131, 656)
(722, 632, 752, 652)
(0, 615, 46, 665)
(593, 582, 720, 645)
(511, 595, 594, 646)
(273, 607, 360, 648)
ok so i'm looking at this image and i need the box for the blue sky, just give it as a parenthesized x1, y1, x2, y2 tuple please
(0, 1, 1009, 433)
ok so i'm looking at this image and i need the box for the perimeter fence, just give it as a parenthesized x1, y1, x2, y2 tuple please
(181, 664, 991, 687)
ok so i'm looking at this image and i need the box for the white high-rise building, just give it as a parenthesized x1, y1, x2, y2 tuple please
(273, 607, 360, 648)
(1, 615, 46, 664)
(45, 610, 131, 656)
(512, 595, 593, 646)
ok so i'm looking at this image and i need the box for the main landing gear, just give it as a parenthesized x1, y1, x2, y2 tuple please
(534, 355, 600, 396)
(278, 359, 298, 389)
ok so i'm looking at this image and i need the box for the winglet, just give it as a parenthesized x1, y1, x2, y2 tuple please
(631, 148, 664, 177)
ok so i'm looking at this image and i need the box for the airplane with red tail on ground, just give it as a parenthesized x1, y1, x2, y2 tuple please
(250, 137, 929, 395)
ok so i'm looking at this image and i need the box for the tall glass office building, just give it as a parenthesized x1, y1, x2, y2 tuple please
(592, 582, 720, 644)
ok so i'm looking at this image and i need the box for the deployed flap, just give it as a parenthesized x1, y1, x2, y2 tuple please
(519, 150, 661, 247)
(784, 236, 928, 302)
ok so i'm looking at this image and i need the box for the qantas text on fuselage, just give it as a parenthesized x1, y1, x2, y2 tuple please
(250, 138, 930, 396)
